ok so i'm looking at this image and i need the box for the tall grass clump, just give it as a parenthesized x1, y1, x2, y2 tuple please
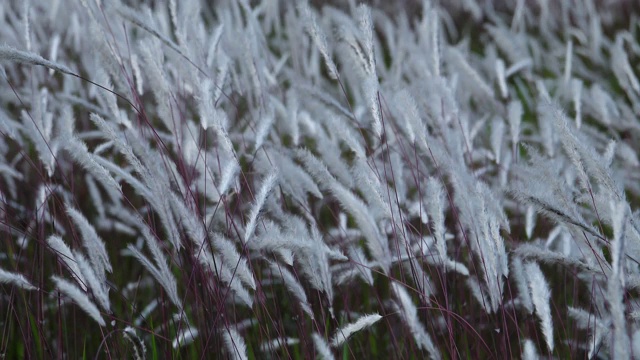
(1, 0, 640, 358)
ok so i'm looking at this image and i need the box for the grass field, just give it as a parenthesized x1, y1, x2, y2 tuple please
(1, 0, 640, 358)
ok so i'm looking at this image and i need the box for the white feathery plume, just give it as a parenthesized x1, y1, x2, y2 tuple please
(611, 37, 640, 96)
(490, 118, 505, 164)
(447, 47, 495, 101)
(126, 244, 181, 309)
(52, 276, 105, 326)
(298, 1, 338, 79)
(0, 108, 22, 140)
(212, 233, 256, 290)
(202, 249, 254, 307)
(514, 243, 601, 274)
(469, 183, 508, 312)
(0, 267, 37, 291)
(0, 45, 73, 75)
(0, 163, 23, 190)
(465, 277, 492, 313)
(254, 111, 275, 151)
(85, 175, 105, 219)
(307, 224, 336, 307)
(522, 339, 538, 360)
(312, 333, 334, 360)
(505, 59, 532, 78)
(524, 262, 554, 352)
(356, 4, 382, 138)
(315, 135, 356, 188)
(511, 257, 533, 313)
(138, 38, 174, 132)
(589, 84, 610, 125)
(393, 90, 421, 144)
(206, 24, 225, 68)
(22, 1, 31, 52)
(364, 75, 382, 138)
(425, 177, 467, 274)
(74, 252, 110, 312)
(47, 235, 86, 291)
(123, 326, 147, 360)
(259, 149, 322, 203)
(218, 158, 239, 197)
(547, 104, 590, 193)
(416, 2, 441, 75)
(94, 69, 124, 127)
(20, 109, 56, 177)
(551, 102, 622, 199)
(347, 246, 374, 286)
(268, 262, 313, 318)
(331, 313, 382, 347)
(525, 205, 536, 239)
(633, 330, 640, 360)
(563, 40, 573, 85)
(496, 58, 507, 99)
(259, 337, 299, 353)
(169, 193, 253, 306)
(66, 206, 112, 285)
(89, 113, 145, 176)
(172, 327, 199, 349)
(351, 155, 391, 221)
(604, 140, 617, 169)
(130, 54, 144, 95)
(93, 156, 151, 201)
(222, 327, 248, 360)
(392, 283, 440, 360)
(567, 307, 607, 358)
(357, 4, 375, 74)
(535, 103, 555, 158)
(507, 100, 522, 158)
(572, 79, 583, 129)
(610, 200, 630, 359)
(617, 141, 639, 167)
(244, 172, 278, 243)
(485, 25, 523, 65)
(298, 149, 390, 271)
(197, 79, 214, 130)
(60, 136, 122, 206)
(115, 3, 182, 58)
